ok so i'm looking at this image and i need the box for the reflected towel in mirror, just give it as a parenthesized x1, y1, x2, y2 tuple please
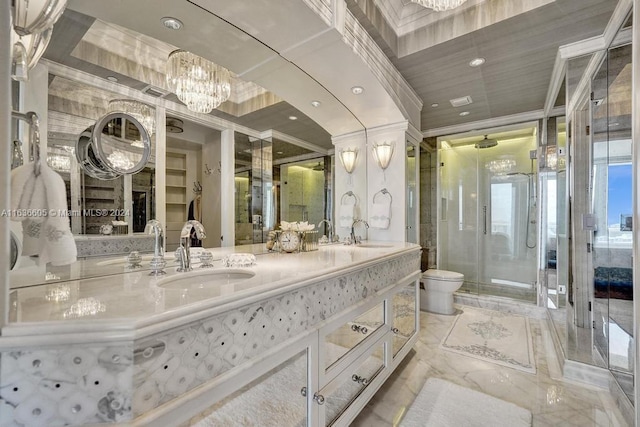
(10, 162, 77, 266)
(339, 204, 354, 228)
(369, 203, 390, 229)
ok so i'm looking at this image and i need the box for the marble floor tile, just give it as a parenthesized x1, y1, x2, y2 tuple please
(352, 305, 629, 427)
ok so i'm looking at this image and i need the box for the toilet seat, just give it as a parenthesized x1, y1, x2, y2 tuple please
(422, 269, 464, 282)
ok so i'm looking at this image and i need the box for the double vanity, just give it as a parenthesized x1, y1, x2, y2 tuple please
(2, 242, 420, 426)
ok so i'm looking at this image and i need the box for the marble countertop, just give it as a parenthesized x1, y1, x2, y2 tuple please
(7, 242, 420, 332)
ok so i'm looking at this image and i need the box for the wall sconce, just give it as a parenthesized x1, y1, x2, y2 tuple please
(339, 148, 358, 174)
(372, 141, 394, 181)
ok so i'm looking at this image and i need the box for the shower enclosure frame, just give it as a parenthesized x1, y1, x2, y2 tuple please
(436, 121, 541, 304)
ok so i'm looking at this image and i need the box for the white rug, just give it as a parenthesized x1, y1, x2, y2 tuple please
(441, 307, 536, 374)
(401, 378, 532, 427)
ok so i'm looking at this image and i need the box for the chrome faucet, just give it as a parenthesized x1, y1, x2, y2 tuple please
(145, 220, 164, 258)
(317, 219, 333, 243)
(350, 219, 369, 245)
(177, 220, 207, 272)
(145, 219, 166, 275)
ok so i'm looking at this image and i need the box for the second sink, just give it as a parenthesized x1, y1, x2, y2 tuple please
(158, 269, 255, 290)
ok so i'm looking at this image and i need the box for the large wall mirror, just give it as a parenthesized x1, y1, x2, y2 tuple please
(234, 133, 333, 246)
(9, 6, 341, 290)
(46, 75, 156, 235)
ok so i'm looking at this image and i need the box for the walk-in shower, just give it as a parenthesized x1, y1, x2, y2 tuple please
(437, 126, 538, 303)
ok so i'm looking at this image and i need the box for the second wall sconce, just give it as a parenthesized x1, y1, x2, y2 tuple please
(339, 148, 358, 174)
(372, 141, 395, 182)
(372, 141, 394, 169)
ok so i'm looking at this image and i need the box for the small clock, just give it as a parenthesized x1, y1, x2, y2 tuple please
(279, 230, 301, 253)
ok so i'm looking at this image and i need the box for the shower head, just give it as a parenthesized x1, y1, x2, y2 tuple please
(312, 162, 324, 171)
(475, 135, 498, 149)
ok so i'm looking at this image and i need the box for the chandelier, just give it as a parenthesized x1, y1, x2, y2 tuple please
(166, 49, 231, 114)
(108, 99, 156, 136)
(410, 0, 468, 12)
(107, 150, 136, 170)
(485, 156, 516, 175)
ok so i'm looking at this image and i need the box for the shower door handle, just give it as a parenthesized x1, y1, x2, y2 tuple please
(482, 206, 487, 235)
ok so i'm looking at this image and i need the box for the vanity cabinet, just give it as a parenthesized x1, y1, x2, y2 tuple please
(2, 244, 421, 426)
(181, 276, 419, 427)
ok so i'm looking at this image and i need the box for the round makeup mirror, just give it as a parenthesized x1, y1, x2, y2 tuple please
(75, 112, 151, 179)
(93, 112, 151, 175)
(75, 128, 121, 180)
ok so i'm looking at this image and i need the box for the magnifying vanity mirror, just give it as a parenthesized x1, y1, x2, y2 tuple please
(76, 112, 151, 179)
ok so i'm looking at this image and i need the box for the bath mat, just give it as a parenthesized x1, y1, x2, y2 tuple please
(440, 307, 536, 374)
(400, 377, 532, 427)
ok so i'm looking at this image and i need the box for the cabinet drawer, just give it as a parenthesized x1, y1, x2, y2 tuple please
(324, 301, 385, 370)
(322, 340, 385, 426)
(391, 282, 418, 357)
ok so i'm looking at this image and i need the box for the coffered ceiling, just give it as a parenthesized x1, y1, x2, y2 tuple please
(45, 0, 621, 152)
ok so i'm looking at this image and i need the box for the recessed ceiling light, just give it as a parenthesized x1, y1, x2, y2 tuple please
(311, 100, 321, 107)
(351, 86, 364, 95)
(459, 111, 470, 116)
(431, 103, 439, 108)
(289, 115, 298, 120)
(277, 151, 284, 154)
(469, 57, 485, 67)
(161, 17, 183, 30)
(106, 76, 118, 82)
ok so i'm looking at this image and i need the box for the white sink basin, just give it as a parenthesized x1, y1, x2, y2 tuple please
(158, 269, 255, 290)
(96, 255, 176, 267)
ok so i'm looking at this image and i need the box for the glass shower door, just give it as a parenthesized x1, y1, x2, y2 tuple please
(439, 127, 538, 303)
(439, 141, 479, 294)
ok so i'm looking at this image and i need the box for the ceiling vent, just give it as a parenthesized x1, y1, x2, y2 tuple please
(142, 84, 169, 98)
(449, 95, 473, 107)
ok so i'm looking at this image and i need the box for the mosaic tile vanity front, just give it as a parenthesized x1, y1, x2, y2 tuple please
(0, 250, 419, 425)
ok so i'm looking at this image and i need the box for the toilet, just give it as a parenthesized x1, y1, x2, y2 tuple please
(420, 269, 464, 315)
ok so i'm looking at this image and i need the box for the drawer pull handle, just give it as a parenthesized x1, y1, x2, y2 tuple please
(351, 324, 368, 334)
(391, 327, 399, 334)
(313, 393, 325, 405)
(351, 374, 369, 385)
(301, 387, 307, 397)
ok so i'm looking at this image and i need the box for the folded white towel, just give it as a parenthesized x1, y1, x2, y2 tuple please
(369, 202, 391, 229)
(339, 204, 355, 228)
(11, 163, 77, 266)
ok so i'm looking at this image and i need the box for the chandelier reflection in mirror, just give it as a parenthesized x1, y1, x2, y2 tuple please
(410, 0, 468, 11)
(485, 156, 516, 175)
(108, 99, 156, 138)
(166, 50, 231, 114)
(107, 150, 136, 171)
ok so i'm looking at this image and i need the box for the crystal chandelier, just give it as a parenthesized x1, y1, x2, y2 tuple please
(108, 99, 156, 136)
(166, 49, 231, 114)
(107, 150, 136, 170)
(485, 156, 516, 175)
(410, 0, 468, 12)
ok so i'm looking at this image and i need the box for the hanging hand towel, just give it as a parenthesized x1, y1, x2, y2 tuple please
(10, 162, 46, 222)
(339, 203, 355, 228)
(369, 202, 391, 229)
(37, 164, 77, 266)
(10, 163, 77, 266)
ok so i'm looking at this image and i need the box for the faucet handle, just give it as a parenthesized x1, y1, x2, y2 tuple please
(149, 256, 167, 276)
(126, 251, 142, 269)
(199, 251, 214, 268)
